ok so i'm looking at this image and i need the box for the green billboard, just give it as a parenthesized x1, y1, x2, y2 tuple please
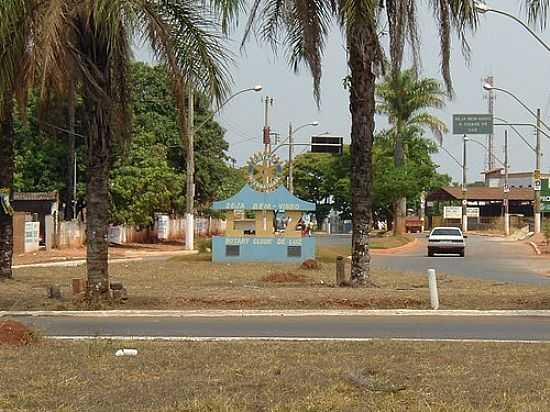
(541, 179, 550, 212)
(453, 114, 494, 135)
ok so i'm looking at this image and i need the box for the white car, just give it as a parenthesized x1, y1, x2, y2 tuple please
(427, 227, 466, 257)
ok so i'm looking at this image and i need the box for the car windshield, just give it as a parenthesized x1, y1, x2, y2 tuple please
(431, 228, 462, 236)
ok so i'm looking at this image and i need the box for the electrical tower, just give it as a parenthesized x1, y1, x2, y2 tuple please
(483, 75, 496, 171)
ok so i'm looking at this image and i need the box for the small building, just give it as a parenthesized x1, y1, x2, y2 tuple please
(483, 169, 550, 189)
(426, 186, 534, 231)
(212, 185, 316, 262)
(12, 192, 59, 250)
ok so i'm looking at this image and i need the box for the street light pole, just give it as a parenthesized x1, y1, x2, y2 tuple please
(535, 108, 542, 234)
(504, 129, 510, 236)
(184, 85, 263, 251)
(288, 123, 294, 193)
(475, 2, 550, 54)
(462, 135, 468, 233)
(185, 87, 195, 251)
(484, 83, 544, 233)
(285, 121, 319, 194)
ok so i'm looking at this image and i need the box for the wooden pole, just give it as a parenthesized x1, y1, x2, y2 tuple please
(336, 256, 345, 286)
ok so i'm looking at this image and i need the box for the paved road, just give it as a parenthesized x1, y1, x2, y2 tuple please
(318, 234, 550, 285)
(11, 315, 550, 341)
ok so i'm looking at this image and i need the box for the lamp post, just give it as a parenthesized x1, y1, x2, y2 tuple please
(474, 2, 550, 54)
(287, 121, 319, 193)
(483, 83, 543, 233)
(462, 135, 468, 232)
(184, 84, 263, 251)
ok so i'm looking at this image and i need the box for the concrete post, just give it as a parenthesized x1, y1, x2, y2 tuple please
(427, 268, 439, 310)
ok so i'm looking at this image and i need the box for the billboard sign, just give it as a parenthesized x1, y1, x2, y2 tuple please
(453, 114, 493, 135)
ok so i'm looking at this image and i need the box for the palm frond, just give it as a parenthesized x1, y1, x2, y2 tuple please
(525, 0, 550, 28)
(139, 0, 234, 105)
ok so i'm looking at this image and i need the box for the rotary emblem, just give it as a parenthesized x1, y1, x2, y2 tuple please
(247, 152, 284, 192)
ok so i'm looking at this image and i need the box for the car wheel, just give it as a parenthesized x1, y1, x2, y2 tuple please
(459, 250, 465, 258)
(428, 249, 434, 257)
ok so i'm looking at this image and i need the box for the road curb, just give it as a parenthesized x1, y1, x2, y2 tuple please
(46, 336, 550, 344)
(528, 241, 542, 256)
(371, 237, 418, 255)
(4, 309, 550, 318)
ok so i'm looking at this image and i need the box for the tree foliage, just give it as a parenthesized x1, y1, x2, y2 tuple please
(13, 62, 239, 225)
(292, 129, 451, 225)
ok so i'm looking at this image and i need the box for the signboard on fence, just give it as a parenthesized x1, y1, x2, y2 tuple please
(443, 206, 462, 219)
(467, 207, 480, 218)
(541, 179, 550, 212)
(24, 222, 40, 253)
(453, 114, 493, 135)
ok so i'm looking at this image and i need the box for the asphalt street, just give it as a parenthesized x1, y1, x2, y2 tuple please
(10, 314, 550, 341)
(318, 234, 550, 285)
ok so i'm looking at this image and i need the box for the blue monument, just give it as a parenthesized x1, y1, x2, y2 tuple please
(212, 151, 316, 262)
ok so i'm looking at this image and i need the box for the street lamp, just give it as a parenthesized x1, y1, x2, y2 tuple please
(184, 84, 263, 251)
(481, 83, 544, 233)
(287, 121, 320, 193)
(474, 2, 550, 54)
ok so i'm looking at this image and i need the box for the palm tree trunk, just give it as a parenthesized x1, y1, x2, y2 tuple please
(65, 78, 76, 220)
(0, 92, 14, 279)
(348, 32, 376, 287)
(85, 94, 111, 298)
(393, 126, 407, 235)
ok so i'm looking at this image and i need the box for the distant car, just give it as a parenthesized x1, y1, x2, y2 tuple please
(427, 227, 466, 257)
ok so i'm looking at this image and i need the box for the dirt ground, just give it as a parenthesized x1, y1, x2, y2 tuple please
(2, 252, 550, 311)
(0, 320, 34, 345)
(1, 339, 549, 411)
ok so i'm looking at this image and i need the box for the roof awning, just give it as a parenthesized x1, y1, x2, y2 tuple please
(213, 185, 316, 211)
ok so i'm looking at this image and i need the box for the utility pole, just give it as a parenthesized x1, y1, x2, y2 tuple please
(535, 108, 542, 234)
(504, 129, 510, 236)
(288, 122, 294, 193)
(262, 96, 272, 232)
(185, 87, 195, 251)
(462, 135, 469, 232)
(484, 75, 496, 171)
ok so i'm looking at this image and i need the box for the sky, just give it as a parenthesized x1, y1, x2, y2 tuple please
(135, 1, 550, 184)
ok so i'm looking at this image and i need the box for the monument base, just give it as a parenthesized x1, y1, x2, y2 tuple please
(212, 236, 316, 262)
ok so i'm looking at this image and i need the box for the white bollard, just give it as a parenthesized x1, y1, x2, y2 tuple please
(427, 269, 439, 310)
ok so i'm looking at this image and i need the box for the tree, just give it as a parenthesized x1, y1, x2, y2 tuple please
(8, 0, 239, 299)
(130, 62, 238, 212)
(376, 69, 448, 234)
(244, 1, 477, 285)
(291, 152, 337, 225)
(0, 0, 33, 279)
(110, 132, 183, 227)
(292, 138, 451, 231)
(372, 128, 451, 225)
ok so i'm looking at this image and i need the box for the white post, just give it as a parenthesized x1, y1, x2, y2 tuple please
(185, 214, 194, 250)
(427, 269, 439, 310)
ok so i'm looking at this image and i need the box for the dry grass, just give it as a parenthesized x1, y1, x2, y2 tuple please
(1, 340, 549, 411)
(2, 253, 550, 311)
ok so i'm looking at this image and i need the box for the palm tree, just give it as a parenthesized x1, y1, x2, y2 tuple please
(245, 1, 476, 285)
(0, 0, 239, 295)
(376, 69, 448, 234)
(0, 0, 34, 279)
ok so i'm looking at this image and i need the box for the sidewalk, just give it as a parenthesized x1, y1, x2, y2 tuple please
(13, 243, 197, 267)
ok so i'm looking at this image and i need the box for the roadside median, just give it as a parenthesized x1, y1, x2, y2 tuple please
(3, 252, 550, 312)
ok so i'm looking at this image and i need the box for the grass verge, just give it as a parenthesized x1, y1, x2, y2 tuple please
(1, 340, 549, 411)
